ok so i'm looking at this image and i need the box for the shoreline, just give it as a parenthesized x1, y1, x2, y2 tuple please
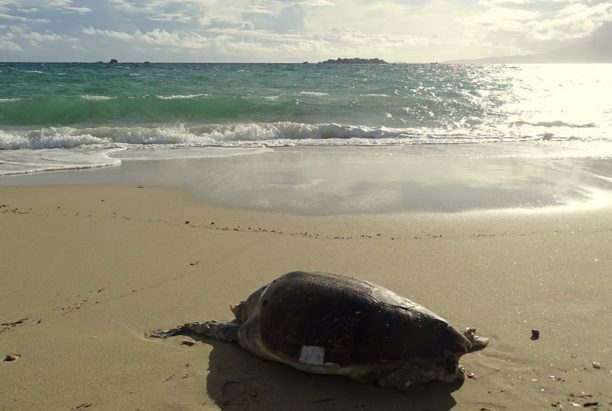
(1, 183, 611, 410)
(3, 144, 612, 216)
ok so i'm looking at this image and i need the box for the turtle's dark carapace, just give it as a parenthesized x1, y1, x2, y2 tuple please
(257, 271, 469, 366)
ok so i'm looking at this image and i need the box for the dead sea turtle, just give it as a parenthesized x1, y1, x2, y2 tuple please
(151, 271, 488, 390)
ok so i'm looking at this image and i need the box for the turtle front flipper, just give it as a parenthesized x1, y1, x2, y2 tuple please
(150, 321, 239, 342)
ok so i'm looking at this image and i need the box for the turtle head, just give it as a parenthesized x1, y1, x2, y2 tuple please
(434, 322, 472, 357)
(424, 322, 472, 379)
(462, 327, 489, 353)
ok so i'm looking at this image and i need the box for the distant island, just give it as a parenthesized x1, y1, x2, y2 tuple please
(318, 58, 388, 64)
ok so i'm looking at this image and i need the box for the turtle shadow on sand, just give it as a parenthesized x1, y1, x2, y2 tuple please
(201, 337, 461, 410)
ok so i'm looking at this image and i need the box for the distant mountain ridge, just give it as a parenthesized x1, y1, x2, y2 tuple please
(447, 47, 612, 64)
(447, 22, 612, 64)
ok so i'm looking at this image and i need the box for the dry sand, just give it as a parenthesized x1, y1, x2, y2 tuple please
(1, 185, 611, 410)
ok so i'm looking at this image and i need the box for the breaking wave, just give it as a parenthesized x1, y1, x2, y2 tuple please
(2, 121, 611, 153)
(1, 121, 598, 152)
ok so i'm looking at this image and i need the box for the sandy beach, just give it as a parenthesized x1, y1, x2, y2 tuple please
(1, 184, 610, 410)
(2, 10, 612, 410)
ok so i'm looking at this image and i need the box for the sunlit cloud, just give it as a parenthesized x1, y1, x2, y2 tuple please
(0, 0, 611, 61)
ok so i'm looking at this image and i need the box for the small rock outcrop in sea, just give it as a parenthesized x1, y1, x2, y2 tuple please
(108, 59, 118, 64)
(318, 57, 388, 64)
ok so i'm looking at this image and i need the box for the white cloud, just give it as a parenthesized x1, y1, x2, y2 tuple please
(82, 26, 210, 49)
(0, 12, 49, 22)
(0, 24, 78, 51)
(465, 0, 612, 55)
(61, 6, 91, 14)
(0, 37, 21, 50)
(0, 0, 86, 11)
(148, 13, 192, 23)
(1, 0, 612, 61)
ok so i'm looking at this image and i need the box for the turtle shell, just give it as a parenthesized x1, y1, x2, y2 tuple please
(256, 271, 469, 367)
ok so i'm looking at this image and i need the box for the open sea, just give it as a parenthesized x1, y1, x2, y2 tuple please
(1, 62, 612, 213)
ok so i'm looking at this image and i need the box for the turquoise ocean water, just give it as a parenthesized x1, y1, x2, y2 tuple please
(1, 62, 612, 175)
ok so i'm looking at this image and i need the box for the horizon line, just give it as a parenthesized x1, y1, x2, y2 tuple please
(2, 60, 610, 65)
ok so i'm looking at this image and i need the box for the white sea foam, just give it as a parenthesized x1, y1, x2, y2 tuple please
(155, 93, 208, 100)
(0, 143, 270, 176)
(511, 120, 597, 129)
(0, 128, 107, 150)
(2, 122, 612, 152)
(0, 148, 122, 176)
(2, 120, 612, 176)
(110, 146, 272, 161)
(80, 95, 116, 101)
(0, 98, 21, 103)
(360, 93, 390, 97)
(299, 91, 329, 96)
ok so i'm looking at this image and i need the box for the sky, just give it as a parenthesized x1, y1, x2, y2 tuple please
(0, 0, 611, 62)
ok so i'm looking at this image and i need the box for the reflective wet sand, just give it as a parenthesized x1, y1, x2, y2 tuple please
(2, 144, 612, 214)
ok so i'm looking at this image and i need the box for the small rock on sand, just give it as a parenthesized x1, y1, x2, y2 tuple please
(531, 329, 540, 340)
(592, 361, 601, 369)
(4, 354, 19, 362)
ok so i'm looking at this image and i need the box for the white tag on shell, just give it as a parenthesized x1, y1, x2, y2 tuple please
(299, 346, 325, 365)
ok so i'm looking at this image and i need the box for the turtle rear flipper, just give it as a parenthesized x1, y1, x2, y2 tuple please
(150, 321, 239, 342)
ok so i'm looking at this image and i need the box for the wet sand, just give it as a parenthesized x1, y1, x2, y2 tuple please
(4, 144, 612, 214)
(1, 184, 611, 410)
